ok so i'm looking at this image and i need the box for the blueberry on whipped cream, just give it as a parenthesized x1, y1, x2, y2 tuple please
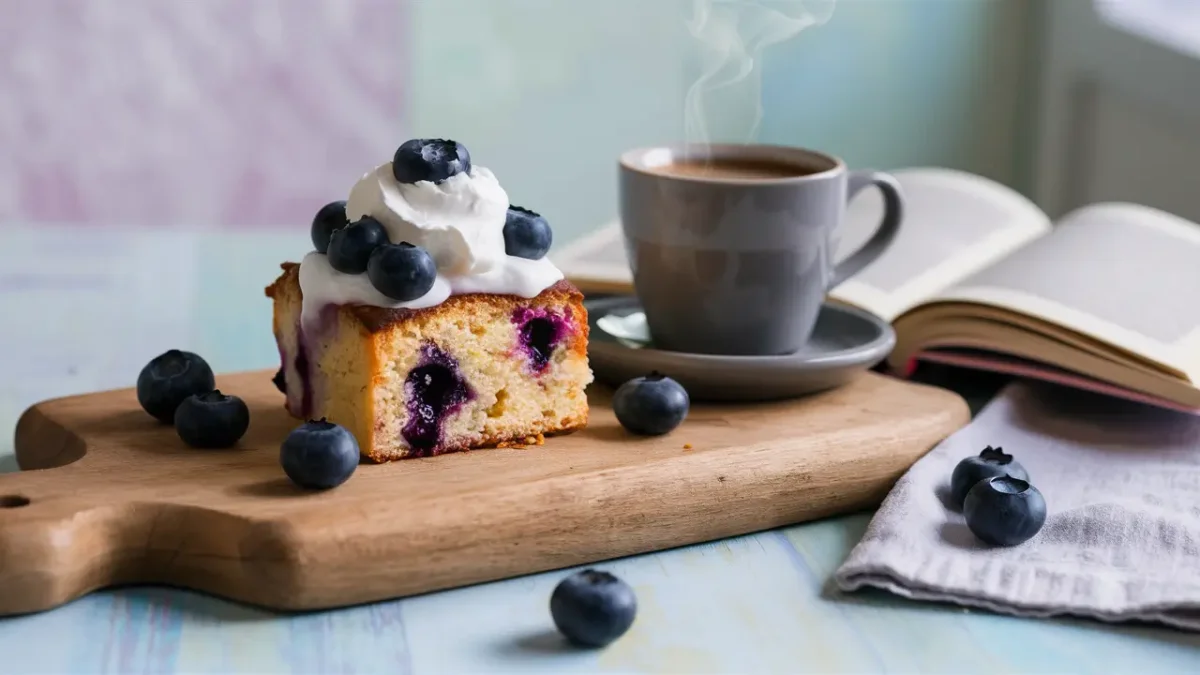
(327, 217, 389, 275)
(368, 242, 438, 302)
(392, 139, 472, 184)
(504, 206, 553, 260)
(311, 200, 348, 254)
(297, 139, 564, 324)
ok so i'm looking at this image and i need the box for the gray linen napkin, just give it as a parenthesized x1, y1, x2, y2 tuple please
(835, 381, 1200, 631)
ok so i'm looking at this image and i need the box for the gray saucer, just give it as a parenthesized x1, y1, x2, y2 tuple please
(586, 296, 896, 402)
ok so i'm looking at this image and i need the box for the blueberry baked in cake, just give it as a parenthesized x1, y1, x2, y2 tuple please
(267, 139, 593, 462)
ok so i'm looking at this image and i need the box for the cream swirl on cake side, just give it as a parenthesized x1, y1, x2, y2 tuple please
(298, 141, 562, 325)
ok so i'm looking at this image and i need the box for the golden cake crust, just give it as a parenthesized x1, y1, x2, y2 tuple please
(266, 262, 591, 462)
(267, 262, 587, 344)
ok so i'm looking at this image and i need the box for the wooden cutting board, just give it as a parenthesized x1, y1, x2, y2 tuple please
(1, 369, 968, 616)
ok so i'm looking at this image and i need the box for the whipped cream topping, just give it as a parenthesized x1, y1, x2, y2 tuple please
(298, 162, 563, 323)
(346, 163, 508, 276)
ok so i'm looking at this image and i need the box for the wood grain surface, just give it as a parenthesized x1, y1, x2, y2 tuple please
(1, 369, 968, 617)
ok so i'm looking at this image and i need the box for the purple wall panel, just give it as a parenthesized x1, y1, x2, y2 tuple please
(0, 0, 408, 229)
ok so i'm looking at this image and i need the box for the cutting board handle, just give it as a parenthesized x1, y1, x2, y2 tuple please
(1, 403, 136, 610)
(0, 466, 300, 614)
(0, 466, 123, 614)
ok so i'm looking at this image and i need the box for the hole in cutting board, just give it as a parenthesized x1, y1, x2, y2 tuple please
(0, 495, 31, 508)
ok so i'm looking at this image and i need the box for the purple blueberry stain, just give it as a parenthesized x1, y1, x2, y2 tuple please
(512, 307, 570, 373)
(294, 342, 312, 417)
(293, 319, 314, 419)
(274, 342, 288, 394)
(402, 342, 474, 456)
(291, 305, 339, 419)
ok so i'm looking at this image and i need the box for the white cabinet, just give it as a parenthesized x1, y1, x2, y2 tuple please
(1035, 0, 1200, 223)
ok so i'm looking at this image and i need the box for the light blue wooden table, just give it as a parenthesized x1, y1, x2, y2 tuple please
(3, 228, 1199, 673)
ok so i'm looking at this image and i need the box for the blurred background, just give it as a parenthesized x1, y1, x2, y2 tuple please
(2, 0, 1200, 460)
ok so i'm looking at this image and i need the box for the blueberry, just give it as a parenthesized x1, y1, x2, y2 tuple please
(392, 139, 471, 184)
(612, 371, 689, 436)
(503, 206, 553, 260)
(401, 344, 473, 456)
(311, 200, 347, 254)
(367, 242, 438, 301)
(949, 445, 1029, 510)
(173, 390, 250, 449)
(280, 419, 360, 490)
(550, 569, 637, 648)
(515, 312, 568, 372)
(963, 476, 1047, 547)
(327, 217, 389, 274)
(137, 349, 216, 423)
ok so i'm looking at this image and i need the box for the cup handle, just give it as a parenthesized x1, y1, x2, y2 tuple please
(828, 170, 905, 289)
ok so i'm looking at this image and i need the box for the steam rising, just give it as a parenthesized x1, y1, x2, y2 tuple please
(684, 0, 836, 147)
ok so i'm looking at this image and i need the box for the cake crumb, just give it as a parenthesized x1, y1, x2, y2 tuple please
(497, 434, 545, 450)
(683, 443, 693, 450)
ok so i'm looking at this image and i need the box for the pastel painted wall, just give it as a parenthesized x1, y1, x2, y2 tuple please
(758, 0, 1033, 190)
(407, 0, 1034, 244)
(1, 0, 1031, 239)
(0, 0, 408, 230)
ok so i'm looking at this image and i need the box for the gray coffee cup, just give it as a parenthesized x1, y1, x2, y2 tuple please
(619, 144, 903, 356)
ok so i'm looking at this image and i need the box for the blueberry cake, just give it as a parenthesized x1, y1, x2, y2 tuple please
(267, 139, 592, 462)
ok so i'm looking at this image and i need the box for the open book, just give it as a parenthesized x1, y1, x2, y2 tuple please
(553, 168, 1200, 412)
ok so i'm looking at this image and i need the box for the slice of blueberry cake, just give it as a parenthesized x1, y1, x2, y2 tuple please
(267, 139, 592, 462)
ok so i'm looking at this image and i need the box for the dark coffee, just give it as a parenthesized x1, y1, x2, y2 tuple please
(651, 157, 812, 180)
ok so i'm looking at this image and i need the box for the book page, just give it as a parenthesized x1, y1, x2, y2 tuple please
(550, 222, 630, 292)
(552, 168, 1051, 320)
(933, 203, 1200, 381)
(830, 168, 1050, 320)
